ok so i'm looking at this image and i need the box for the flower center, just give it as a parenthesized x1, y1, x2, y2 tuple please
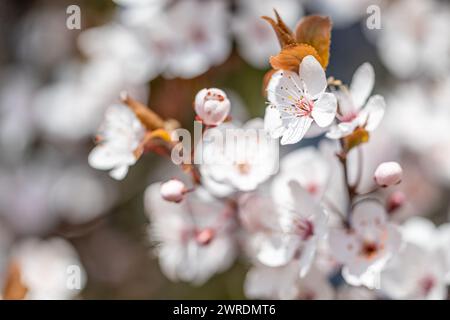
(236, 163, 251, 175)
(195, 228, 215, 246)
(306, 182, 319, 195)
(294, 219, 314, 241)
(191, 26, 207, 44)
(295, 97, 314, 117)
(360, 241, 379, 260)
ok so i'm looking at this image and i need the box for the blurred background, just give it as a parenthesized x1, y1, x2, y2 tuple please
(0, 0, 449, 299)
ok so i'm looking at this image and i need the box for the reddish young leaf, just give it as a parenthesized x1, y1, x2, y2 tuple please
(295, 15, 332, 69)
(270, 43, 321, 72)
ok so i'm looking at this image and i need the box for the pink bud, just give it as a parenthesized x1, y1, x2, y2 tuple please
(160, 179, 186, 203)
(195, 228, 215, 246)
(194, 88, 230, 126)
(386, 191, 406, 213)
(374, 162, 403, 187)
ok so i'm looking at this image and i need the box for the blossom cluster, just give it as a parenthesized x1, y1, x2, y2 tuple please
(85, 8, 450, 300)
(1, 0, 450, 300)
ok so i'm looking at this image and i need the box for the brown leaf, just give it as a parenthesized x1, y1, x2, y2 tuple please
(270, 43, 321, 72)
(262, 9, 296, 48)
(2, 261, 28, 300)
(343, 127, 369, 153)
(295, 15, 332, 69)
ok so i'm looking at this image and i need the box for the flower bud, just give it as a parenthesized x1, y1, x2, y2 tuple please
(195, 228, 215, 246)
(194, 88, 230, 126)
(386, 191, 406, 213)
(374, 162, 402, 187)
(160, 179, 186, 203)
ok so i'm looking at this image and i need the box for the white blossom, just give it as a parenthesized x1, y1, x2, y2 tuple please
(265, 55, 337, 145)
(199, 119, 279, 195)
(375, 0, 450, 78)
(329, 201, 402, 288)
(144, 184, 237, 285)
(11, 238, 86, 300)
(326, 63, 385, 139)
(257, 182, 328, 277)
(88, 103, 146, 180)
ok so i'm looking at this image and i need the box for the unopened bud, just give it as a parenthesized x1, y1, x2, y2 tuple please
(160, 179, 186, 203)
(194, 88, 230, 126)
(387, 191, 406, 213)
(374, 162, 402, 187)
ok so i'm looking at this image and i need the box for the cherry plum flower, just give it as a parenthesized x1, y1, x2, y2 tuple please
(199, 119, 278, 196)
(194, 88, 231, 126)
(144, 184, 237, 285)
(78, 23, 159, 84)
(257, 181, 328, 277)
(329, 201, 402, 288)
(10, 237, 86, 300)
(380, 243, 448, 300)
(162, 0, 231, 79)
(375, 0, 450, 79)
(265, 55, 337, 145)
(326, 63, 385, 139)
(88, 103, 146, 180)
(399, 217, 450, 281)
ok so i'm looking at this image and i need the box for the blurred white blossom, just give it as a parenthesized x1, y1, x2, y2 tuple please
(11, 238, 86, 300)
(145, 184, 237, 285)
(89, 103, 146, 180)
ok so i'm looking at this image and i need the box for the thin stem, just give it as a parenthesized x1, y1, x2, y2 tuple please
(353, 146, 363, 192)
(337, 139, 357, 222)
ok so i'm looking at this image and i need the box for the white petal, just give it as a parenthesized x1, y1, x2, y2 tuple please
(257, 235, 298, 267)
(329, 228, 359, 264)
(267, 70, 303, 106)
(88, 145, 135, 170)
(264, 106, 285, 139)
(351, 200, 387, 239)
(280, 116, 313, 145)
(299, 55, 327, 99)
(298, 240, 316, 277)
(360, 95, 385, 131)
(311, 93, 337, 127)
(110, 165, 129, 180)
(350, 63, 375, 109)
(335, 89, 356, 116)
(325, 121, 356, 139)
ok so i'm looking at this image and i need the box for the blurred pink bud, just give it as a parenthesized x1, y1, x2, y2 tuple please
(195, 228, 215, 246)
(374, 162, 403, 187)
(194, 88, 230, 126)
(386, 191, 406, 213)
(160, 179, 186, 203)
